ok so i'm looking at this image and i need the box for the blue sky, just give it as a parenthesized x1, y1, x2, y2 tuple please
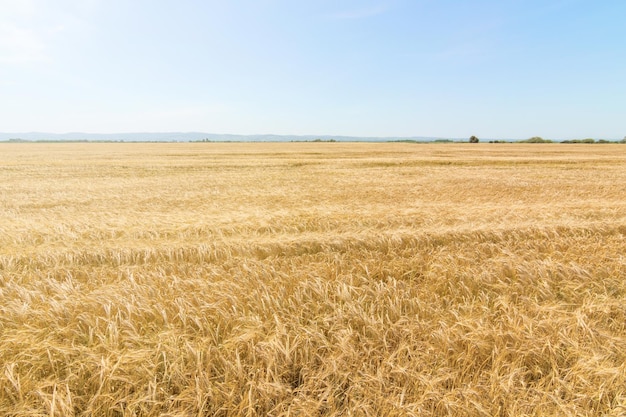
(1, 0, 624, 139)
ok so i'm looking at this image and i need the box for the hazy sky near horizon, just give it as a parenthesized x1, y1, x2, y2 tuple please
(1, 0, 624, 139)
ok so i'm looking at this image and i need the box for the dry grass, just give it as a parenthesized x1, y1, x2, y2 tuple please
(1, 142, 625, 416)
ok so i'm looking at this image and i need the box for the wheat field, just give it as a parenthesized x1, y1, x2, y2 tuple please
(1, 142, 625, 416)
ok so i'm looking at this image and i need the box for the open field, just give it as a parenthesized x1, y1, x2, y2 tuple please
(1, 142, 626, 416)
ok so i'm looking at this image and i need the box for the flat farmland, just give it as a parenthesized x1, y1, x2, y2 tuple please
(1, 142, 625, 416)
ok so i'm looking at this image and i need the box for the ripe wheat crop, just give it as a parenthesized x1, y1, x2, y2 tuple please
(1, 142, 625, 416)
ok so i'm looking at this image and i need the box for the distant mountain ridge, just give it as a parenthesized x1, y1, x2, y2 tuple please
(0, 132, 463, 143)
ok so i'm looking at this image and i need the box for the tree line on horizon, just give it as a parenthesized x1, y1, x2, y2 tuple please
(3, 136, 626, 144)
(470, 136, 626, 144)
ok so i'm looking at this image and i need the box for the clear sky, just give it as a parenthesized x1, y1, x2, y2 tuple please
(1, 0, 625, 139)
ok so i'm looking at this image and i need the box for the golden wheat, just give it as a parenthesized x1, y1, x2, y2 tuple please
(1, 142, 625, 416)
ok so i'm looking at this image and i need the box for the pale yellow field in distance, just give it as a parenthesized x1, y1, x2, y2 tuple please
(1, 142, 625, 416)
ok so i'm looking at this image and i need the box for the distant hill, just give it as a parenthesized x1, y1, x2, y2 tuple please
(2, 132, 622, 143)
(0, 132, 459, 143)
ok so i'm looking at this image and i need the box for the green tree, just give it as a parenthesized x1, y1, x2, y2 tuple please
(469, 135, 479, 143)
(520, 137, 552, 143)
